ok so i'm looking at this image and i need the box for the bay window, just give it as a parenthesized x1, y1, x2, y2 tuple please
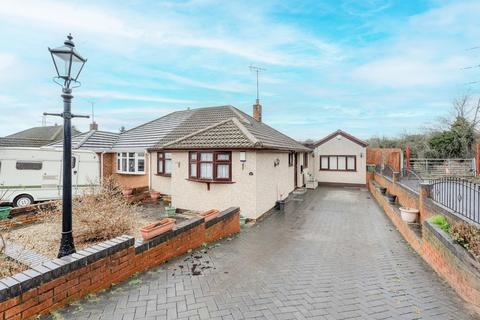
(117, 152, 145, 174)
(157, 152, 172, 176)
(319, 155, 356, 172)
(189, 151, 232, 181)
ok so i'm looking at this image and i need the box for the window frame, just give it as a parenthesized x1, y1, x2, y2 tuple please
(16, 161, 43, 170)
(288, 152, 294, 167)
(116, 152, 145, 174)
(188, 151, 232, 182)
(303, 153, 308, 168)
(319, 155, 356, 172)
(157, 152, 172, 177)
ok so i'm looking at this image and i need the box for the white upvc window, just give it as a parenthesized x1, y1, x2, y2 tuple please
(117, 152, 145, 174)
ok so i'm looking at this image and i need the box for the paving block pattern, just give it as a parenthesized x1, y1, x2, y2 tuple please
(47, 187, 478, 319)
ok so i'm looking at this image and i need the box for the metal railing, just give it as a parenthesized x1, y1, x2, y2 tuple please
(398, 168, 424, 193)
(375, 164, 394, 179)
(409, 158, 476, 178)
(429, 177, 480, 224)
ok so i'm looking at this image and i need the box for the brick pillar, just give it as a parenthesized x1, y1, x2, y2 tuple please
(392, 172, 400, 184)
(419, 182, 432, 222)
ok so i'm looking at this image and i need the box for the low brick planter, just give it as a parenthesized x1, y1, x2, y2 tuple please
(423, 221, 480, 306)
(0, 207, 240, 319)
(370, 173, 480, 310)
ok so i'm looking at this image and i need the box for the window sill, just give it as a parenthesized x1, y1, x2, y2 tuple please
(155, 173, 172, 177)
(116, 172, 146, 175)
(186, 178, 235, 184)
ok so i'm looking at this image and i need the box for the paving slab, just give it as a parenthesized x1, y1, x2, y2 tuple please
(43, 187, 479, 319)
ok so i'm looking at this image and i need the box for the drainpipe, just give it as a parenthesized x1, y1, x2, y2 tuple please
(147, 150, 151, 191)
(100, 151, 106, 185)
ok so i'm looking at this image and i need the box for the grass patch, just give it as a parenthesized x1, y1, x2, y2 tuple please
(430, 215, 450, 233)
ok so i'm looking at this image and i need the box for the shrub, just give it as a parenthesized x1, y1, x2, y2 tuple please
(430, 215, 450, 233)
(450, 222, 480, 260)
(41, 177, 136, 244)
(0, 255, 26, 278)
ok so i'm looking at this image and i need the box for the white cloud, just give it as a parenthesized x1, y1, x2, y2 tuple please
(352, 55, 466, 88)
(80, 90, 194, 104)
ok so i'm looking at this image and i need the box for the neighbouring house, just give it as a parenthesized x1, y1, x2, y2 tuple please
(48, 123, 120, 183)
(311, 129, 368, 187)
(52, 105, 310, 219)
(0, 124, 81, 148)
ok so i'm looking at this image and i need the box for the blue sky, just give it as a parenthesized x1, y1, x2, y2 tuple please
(0, 0, 479, 141)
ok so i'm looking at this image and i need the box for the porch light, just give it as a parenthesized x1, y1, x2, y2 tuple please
(49, 34, 87, 89)
(240, 152, 246, 162)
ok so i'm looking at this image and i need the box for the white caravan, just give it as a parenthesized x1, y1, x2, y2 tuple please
(0, 147, 100, 207)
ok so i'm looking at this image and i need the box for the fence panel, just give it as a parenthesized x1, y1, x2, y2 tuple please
(429, 177, 480, 224)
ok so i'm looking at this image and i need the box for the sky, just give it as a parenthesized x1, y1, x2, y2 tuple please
(0, 0, 479, 141)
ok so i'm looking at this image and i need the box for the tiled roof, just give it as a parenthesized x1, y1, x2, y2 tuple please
(145, 106, 309, 152)
(314, 129, 368, 148)
(6, 125, 80, 141)
(48, 130, 119, 151)
(164, 118, 259, 149)
(48, 106, 310, 152)
(1, 125, 82, 148)
(0, 138, 52, 148)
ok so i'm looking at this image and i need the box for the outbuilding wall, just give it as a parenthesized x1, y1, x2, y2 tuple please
(314, 135, 366, 186)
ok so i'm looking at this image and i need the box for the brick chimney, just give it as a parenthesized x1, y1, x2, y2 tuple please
(89, 122, 98, 131)
(253, 99, 262, 122)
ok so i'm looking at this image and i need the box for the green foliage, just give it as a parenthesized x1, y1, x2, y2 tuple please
(428, 117, 474, 158)
(367, 95, 479, 159)
(430, 215, 450, 233)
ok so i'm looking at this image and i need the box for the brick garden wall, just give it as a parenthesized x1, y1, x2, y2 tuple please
(370, 173, 480, 308)
(0, 207, 240, 319)
(0, 203, 53, 230)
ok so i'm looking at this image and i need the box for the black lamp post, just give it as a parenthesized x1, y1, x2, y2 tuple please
(44, 34, 89, 258)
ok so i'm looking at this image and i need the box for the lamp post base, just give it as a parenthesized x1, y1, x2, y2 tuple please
(58, 231, 76, 258)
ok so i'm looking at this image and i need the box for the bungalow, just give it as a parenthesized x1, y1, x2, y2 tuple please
(311, 129, 368, 187)
(52, 105, 310, 219)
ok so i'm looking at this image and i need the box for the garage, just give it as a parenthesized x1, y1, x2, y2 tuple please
(312, 130, 368, 187)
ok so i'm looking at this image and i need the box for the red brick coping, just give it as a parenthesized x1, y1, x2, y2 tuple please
(0, 207, 240, 319)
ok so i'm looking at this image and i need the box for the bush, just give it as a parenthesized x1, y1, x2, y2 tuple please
(430, 215, 450, 232)
(0, 255, 26, 278)
(450, 222, 480, 260)
(41, 177, 136, 244)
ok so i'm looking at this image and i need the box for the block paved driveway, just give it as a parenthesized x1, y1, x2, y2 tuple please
(49, 187, 478, 320)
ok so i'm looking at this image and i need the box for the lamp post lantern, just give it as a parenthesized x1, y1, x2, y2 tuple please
(44, 34, 89, 258)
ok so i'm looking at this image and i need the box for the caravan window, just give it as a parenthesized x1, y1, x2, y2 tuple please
(16, 161, 42, 170)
